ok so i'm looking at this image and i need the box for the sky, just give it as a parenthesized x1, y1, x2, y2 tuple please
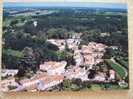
(3, 2, 127, 9)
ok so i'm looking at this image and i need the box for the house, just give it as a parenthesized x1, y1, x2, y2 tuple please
(72, 33, 82, 39)
(1, 69, 18, 78)
(65, 66, 88, 81)
(74, 54, 84, 66)
(73, 49, 84, 66)
(81, 45, 93, 54)
(0, 78, 19, 92)
(95, 43, 107, 52)
(65, 66, 107, 82)
(39, 61, 67, 75)
(66, 38, 81, 49)
(110, 46, 118, 50)
(47, 39, 65, 51)
(33, 21, 37, 27)
(88, 42, 107, 52)
(100, 32, 110, 37)
(83, 55, 95, 67)
(16, 75, 64, 91)
(95, 59, 103, 64)
(47, 38, 81, 51)
(109, 69, 116, 80)
(93, 72, 106, 82)
(80, 42, 107, 69)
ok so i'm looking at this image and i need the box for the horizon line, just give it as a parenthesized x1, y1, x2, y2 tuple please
(3, 2, 127, 9)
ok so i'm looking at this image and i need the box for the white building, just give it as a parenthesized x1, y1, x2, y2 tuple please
(47, 38, 81, 51)
(109, 69, 116, 80)
(18, 75, 64, 91)
(1, 69, 18, 77)
(73, 49, 84, 66)
(33, 21, 37, 27)
(47, 39, 65, 51)
(94, 74, 106, 82)
(39, 61, 67, 75)
(65, 66, 88, 81)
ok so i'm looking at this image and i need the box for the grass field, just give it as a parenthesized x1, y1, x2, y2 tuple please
(115, 58, 128, 69)
(105, 59, 126, 78)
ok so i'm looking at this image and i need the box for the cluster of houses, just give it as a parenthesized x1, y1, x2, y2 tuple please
(64, 66, 88, 81)
(72, 42, 107, 69)
(40, 61, 67, 75)
(0, 77, 19, 92)
(1, 61, 66, 92)
(47, 39, 81, 51)
(15, 74, 64, 92)
(1, 69, 19, 92)
(1, 33, 117, 92)
(47, 33, 82, 51)
(81, 42, 107, 69)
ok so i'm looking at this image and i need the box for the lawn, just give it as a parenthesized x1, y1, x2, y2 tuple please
(105, 59, 126, 78)
(115, 58, 128, 69)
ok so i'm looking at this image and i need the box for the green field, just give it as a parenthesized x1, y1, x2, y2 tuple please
(105, 59, 126, 78)
(115, 58, 128, 69)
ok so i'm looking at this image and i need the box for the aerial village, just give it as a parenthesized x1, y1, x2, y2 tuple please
(1, 32, 125, 92)
(1, 4, 129, 91)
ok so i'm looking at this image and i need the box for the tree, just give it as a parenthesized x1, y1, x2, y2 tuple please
(46, 28, 68, 39)
(19, 47, 37, 73)
(2, 48, 24, 69)
(62, 79, 72, 89)
(80, 29, 101, 44)
(72, 78, 82, 87)
(88, 69, 96, 79)
(103, 48, 115, 59)
(82, 81, 91, 89)
(10, 20, 18, 28)
(22, 47, 34, 57)
(45, 42, 59, 51)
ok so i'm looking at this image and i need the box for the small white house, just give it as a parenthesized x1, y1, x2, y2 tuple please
(33, 21, 37, 27)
